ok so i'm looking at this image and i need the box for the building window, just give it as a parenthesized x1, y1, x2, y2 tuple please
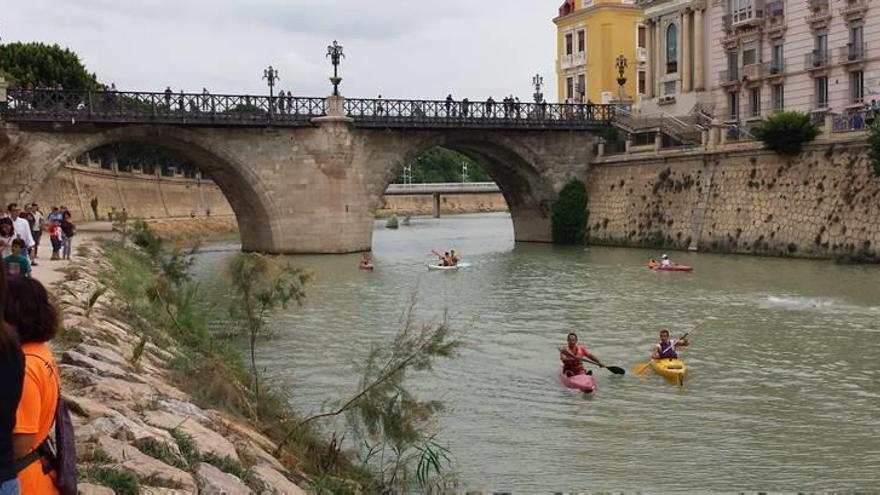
(565, 33, 573, 56)
(577, 30, 586, 53)
(666, 24, 678, 73)
(638, 70, 646, 95)
(742, 42, 758, 66)
(814, 31, 828, 65)
(750, 88, 761, 117)
(638, 24, 646, 48)
(731, 0, 753, 23)
(772, 84, 784, 112)
(566, 77, 574, 101)
(815, 76, 828, 108)
(727, 51, 739, 81)
(728, 92, 739, 120)
(664, 81, 676, 95)
(771, 42, 784, 73)
(851, 71, 864, 103)
(577, 73, 586, 101)
(849, 25, 864, 59)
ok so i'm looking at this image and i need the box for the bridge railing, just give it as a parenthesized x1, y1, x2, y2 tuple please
(1, 89, 614, 129)
(1, 89, 327, 126)
(385, 182, 501, 194)
(345, 97, 614, 129)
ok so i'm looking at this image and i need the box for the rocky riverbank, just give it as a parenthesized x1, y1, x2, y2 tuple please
(53, 238, 309, 494)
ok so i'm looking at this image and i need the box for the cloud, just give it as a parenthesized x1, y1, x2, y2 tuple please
(2, 0, 560, 101)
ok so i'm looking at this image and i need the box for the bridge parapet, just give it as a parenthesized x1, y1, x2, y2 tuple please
(385, 182, 501, 195)
(0, 89, 614, 130)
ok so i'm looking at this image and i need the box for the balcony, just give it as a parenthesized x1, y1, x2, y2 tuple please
(730, 0, 766, 28)
(840, 0, 868, 20)
(805, 50, 830, 71)
(719, 69, 740, 87)
(806, 0, 831, 26)
(839, 42, 867, 65)
(741, 63, 764, 81)
(765, 0, 786, 34)
(560, 52, 586, 70)
(762, 60, 786, 79)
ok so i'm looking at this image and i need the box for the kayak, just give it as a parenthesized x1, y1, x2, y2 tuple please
(650, 264, 693, 272)
(650, 358, 688, 386)
(558, 368, 596, 394)
(427, 264, 459, 271)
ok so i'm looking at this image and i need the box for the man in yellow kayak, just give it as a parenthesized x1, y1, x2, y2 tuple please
(652, 329, 689, 360)
(560, 332, 606, 376)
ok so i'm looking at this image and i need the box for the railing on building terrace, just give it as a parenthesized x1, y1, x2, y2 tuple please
(0, 89, 615, 130)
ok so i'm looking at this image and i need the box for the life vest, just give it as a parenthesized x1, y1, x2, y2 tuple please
(657, 341, 678, 359)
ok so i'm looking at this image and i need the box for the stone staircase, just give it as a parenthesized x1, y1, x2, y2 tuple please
(612, 108, 704, 145)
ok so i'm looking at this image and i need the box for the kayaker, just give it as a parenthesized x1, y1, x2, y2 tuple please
(359, 253, 373, 269)
(660, 254, 672, 268)
(559, 332, 605, 377)
(651, 329, 689, 360)
(449, 250, 459, 266)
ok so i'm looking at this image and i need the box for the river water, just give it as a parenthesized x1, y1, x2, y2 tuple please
(192, 213, 880, 493)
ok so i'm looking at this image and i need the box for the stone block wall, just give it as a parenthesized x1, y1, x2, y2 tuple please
(378, 193, 508, 217)
(588, 136, 880, 260)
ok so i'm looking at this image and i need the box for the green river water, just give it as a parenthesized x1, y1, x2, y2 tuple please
(192, 212, 880, 493)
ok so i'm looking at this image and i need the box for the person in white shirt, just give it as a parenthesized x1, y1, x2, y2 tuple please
(6, 203, 35, 251)
(29, 203, 44, 261)
(660, 254, 672, 268)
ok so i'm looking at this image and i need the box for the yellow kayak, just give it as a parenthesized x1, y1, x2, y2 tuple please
(651, 358, 688, 386)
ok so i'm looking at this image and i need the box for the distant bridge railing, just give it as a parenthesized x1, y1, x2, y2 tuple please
(0, 89, 614, 130)
(385, 182, 501, 195)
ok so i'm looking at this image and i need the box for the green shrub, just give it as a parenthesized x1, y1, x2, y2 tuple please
(868, 122, 880, 177)
(552, 180, 589, 244)
(751, 111, 819, 156)
(82, 465, 140, 495)
(132, 220, 163, 258)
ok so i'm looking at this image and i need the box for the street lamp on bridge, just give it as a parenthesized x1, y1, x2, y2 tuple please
(615, 55, 629, 101)
(263, 65, 279, 99)
(326, 40, 345, 96)
(532, 73, 544, 104)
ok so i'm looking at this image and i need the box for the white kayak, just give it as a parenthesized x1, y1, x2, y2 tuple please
(427, 263, 459, 271)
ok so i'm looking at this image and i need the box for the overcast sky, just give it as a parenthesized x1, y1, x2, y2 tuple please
(4, 0, 560, 101)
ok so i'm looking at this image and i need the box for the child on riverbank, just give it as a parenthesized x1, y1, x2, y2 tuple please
(4, 239, 32, 278)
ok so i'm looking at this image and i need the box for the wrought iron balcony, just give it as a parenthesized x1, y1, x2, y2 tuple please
(809, 0, 829, 9)
(719, 68, 740, 86)
(762, 60, 786, 77)
(839, 42, 867, 64)
(0, 89, 615, 130)
(805, 50, 829, 70)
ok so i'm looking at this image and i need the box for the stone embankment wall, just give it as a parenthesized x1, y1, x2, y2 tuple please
(588, 135, 879, 259)
(57, 242, 307, 494)
(37, 163, 507, 221)
(377, 193, 508, 217)
(35, 163, 234, 221)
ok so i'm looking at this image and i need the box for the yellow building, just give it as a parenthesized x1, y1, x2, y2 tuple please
(554, 0, 645, 105)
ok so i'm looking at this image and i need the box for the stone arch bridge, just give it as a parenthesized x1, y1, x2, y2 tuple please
(0, 89, 612, 253)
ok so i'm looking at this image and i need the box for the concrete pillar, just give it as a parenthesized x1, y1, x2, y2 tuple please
(709, 119, 724, 149)
(0, 76, 7, 106)
(655, 19, 664, 96)
(694, 8, 705, 90)
(824, 113, 834, 138)
(701, 129, 709, 148)
(432, 193, 441, 218)
(654, 132, 663, 152)
(625, 134, 633, 154)
(598, 139, 606, 157)
(646, 21, 655, 98)
(682, 10, 692, 93)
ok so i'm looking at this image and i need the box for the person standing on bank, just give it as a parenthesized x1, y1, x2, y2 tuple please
(7, 277, 61, 495)
(5, 205, 33, 257)
(0, 266, 25, 495)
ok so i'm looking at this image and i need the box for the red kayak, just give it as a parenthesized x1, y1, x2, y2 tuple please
(648, 262, 693, 272)
(559, 369, 596, 394)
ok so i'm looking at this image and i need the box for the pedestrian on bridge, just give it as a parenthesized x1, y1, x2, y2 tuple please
(164, 86, 173, 109)
(461, 98, 470, 118)
(445, 94, 455, 117)
(376, 95, 384, 116)
(485, 97, 495, 118)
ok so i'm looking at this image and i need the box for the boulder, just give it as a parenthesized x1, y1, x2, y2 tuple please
(251, 464, 308, 495)
(196, 462, 252, 495)
(78, 410, 179, 451)
(95, 436, 196, 493)
(77, 482, 115, 495)
(143, 410, 240, 461)
(62, 349, 135, 381)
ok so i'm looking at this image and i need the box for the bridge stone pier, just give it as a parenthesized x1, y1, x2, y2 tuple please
(0, 91, 608, 253)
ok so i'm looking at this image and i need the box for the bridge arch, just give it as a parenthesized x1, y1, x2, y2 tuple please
(1, 124, 280, 252)
(364, 129, 575, 244)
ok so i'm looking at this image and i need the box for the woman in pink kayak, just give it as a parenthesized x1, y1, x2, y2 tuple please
(559, 332, 606, 377)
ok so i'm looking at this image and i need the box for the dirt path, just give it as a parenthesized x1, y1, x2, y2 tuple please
(30, 222, 116, 287)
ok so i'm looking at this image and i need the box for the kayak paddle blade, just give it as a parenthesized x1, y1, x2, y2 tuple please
(606, 366, 626, 375)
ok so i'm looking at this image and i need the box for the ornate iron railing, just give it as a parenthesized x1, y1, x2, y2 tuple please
(343, 97, 614, 129)
(1, 89, 614, 129)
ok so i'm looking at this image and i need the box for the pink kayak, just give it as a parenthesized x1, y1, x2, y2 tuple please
(559, 369, 596, 394)
(653, 264, 693, 272)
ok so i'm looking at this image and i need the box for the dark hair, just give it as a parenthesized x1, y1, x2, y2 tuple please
(660, 329, 670, 336)
(0, 218, 12, 234)
(0, 261, 19, 355)
(567, 332, 578, 340)
(4, 277, 59, 344)
(6, 203, 17, 211)
(11, 238, 25, 249)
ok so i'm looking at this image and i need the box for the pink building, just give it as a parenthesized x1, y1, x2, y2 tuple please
(707, 0, 879, 129)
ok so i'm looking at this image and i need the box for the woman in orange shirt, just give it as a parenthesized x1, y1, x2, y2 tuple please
(6, 277, 60, 495)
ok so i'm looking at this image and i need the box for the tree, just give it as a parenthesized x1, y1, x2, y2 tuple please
(868, 121, 880, 177)
(552, 179, 589, 244)
(227, 253, 310, 419)
(0, 41, 99, 90)
(394, 147, 490, 183)
(751, 111, 820, 156)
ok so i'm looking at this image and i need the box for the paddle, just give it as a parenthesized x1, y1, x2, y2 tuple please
(559, 348, 625, 375)
(634, 329, 693, 375)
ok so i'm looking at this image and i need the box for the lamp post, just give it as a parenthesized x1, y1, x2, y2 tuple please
(532, 73, 544, 104)
(326, 40, 345, 96)
(615, 55, 629, 101)
(263, 65, 279, 122)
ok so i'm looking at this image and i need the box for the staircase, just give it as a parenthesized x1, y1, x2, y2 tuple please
(612, 107, 703, 145)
